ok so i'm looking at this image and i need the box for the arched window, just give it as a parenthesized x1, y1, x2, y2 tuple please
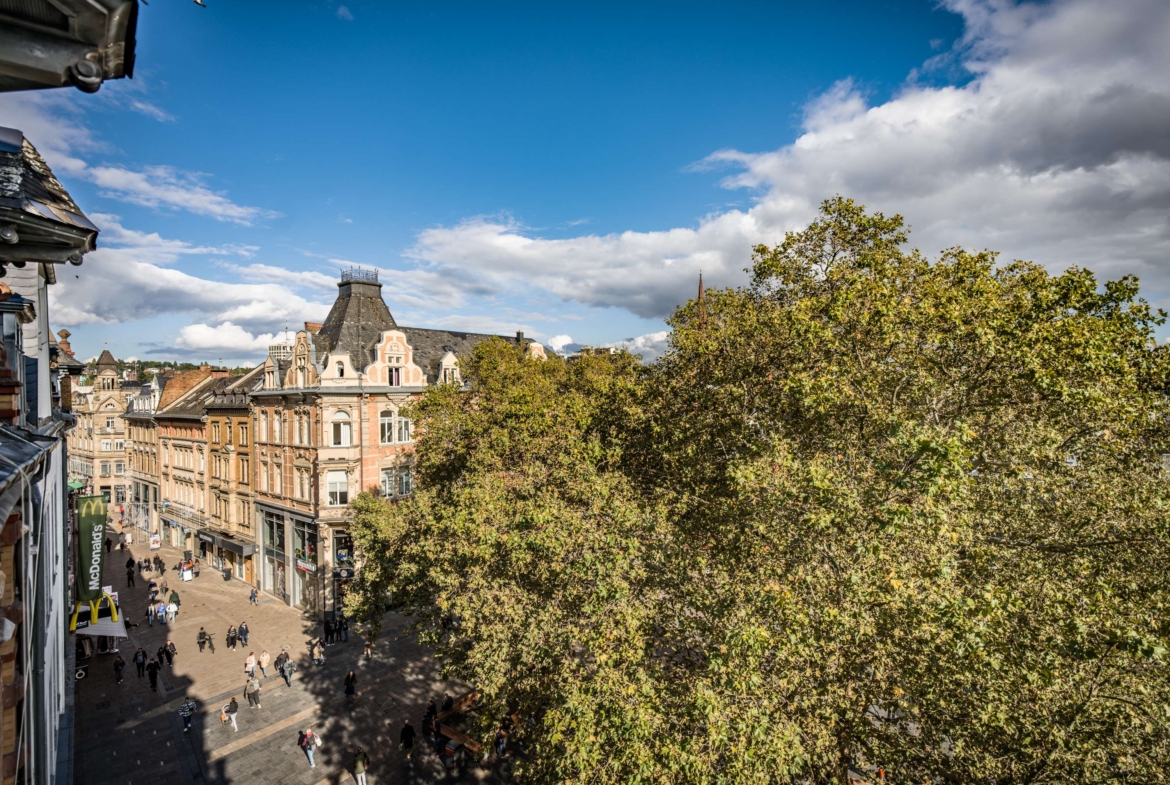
(379, 410, 394, 444)
(336, 362, 345, 378)
(273, 413, 282, 444)
(331, 411, 351, 447)
(259, 410, 269, 442)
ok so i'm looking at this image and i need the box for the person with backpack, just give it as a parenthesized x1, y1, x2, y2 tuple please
(178, 698, 197, 732)
(300, 729, 320, 768)
(244, 675, 262, 709)
(132, 648, 147, 678)
(352, 746, 371, 785)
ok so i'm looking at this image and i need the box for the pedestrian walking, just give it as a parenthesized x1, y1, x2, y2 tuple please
(133, 648, 147, 678)
(166, 600, 178, 623)
(283, 658, 296, 687)
(125, 556, 135, 570)
(353, 746, 370, 785)
(169, 589, 181, 613)
(164, 640, 177, 666)
(258, 649, 270, 677)
(307, 638, 321, 665)
(104, 537, 111, 554)
(178, 698, 197, 732)
(126, 567, 135, 587)
(400, 719, 415, 761)
(245, 675, 262, 708)
(148, 579, 158, 602)
(224, 697, 239, 731)
(146, 603, 155, 626)
(249, 587, 259, 606)
(146, 657, 161, 691)
(363, 636, 373, 659)
(323, 618, 334, 646)
(197, 627, 208, 653)
(340, 616, 349, 642)
(300, 729, 320, 768)
(245, 652, 256, 677)
(344, 670, 357, 702)
(113, 654, 125, 684)
(238, 621, 249, 646)
(156, 600, 167, 625)
(157, 645, 169, 668)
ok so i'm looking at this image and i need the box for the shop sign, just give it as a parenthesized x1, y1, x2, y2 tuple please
(296, 558, 317, 573)
(149, 533, 161, 550)
(333, 567, 354, 580)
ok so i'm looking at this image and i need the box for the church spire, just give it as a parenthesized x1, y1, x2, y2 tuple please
(697, 272, 707, 329)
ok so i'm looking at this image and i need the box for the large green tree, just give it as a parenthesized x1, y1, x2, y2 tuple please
(347, 198, 1170, 783)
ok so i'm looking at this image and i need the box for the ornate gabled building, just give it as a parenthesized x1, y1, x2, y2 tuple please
(67, 349, 135, 504)
(124, 371, 168, 537)
(253, 268, 546, 616)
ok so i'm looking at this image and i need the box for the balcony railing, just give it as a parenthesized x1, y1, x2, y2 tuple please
(341, 267, 378, 283)
(161, 500, 208, 528)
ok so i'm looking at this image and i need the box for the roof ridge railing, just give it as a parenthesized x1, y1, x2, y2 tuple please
(340, 267, 378, 283)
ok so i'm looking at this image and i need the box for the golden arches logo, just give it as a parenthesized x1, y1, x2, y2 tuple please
(68, 591, 119, 631)
(79, 499, 107, 518)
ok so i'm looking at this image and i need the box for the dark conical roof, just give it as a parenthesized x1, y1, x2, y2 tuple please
(96, 348, 117, 373)
(312, 271, 397, 372)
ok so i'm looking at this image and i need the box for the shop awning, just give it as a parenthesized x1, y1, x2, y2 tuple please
(197, 530, 256, 557)
(67, 480, 85, 491)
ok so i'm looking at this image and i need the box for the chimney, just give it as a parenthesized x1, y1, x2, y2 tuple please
(516, 331, 524, 343)
(57, 329, 74, 356)
(211, 368, 230, 378)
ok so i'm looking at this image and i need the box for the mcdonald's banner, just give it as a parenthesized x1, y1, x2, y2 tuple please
(76, 495, 107, 604)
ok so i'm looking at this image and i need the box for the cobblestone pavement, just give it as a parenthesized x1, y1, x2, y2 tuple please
(75, 528, 493, 785)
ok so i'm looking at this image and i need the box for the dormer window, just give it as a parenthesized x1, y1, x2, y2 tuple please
(336, 362, 344, 378)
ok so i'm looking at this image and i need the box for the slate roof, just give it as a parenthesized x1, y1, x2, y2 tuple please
(401, 327, 532, 384)
(311, 279, 398, 372)
(0, 127, 98, 239)
(157, 375, 233, 419)
(95, 349, 117, 374)
(207, 365, 265, 409)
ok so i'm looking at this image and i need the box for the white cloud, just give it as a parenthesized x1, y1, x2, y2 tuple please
(128, 100, 175, 123)
(0, 92, 275, 226)
(605, 331, 671, 363)
(51, 222, 331, 334)
(407, 0, 1170, 318)
(175, 322, 276, 352)
(548, 334, 574, 353)
(87, 165, 278, 226)
(337, 5, 354, 20)
(222, 263, 338, 291)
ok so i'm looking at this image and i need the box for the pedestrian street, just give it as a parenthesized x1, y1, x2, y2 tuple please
(74, 530, 487, 784)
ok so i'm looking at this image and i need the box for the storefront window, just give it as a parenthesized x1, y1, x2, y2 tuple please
(334, 532, 354, 568)
(263, 510, 286, 552)
(293, 519, 319, 611)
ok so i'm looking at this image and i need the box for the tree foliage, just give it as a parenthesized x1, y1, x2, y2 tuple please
(346, 198, 1170, 783)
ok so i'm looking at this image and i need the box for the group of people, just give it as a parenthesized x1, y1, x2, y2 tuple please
(225, 621, 250, 650)
(113, 642, 177, 692)
(145, 578, 181, 625)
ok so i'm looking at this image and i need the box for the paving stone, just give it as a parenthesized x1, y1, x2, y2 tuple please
(75, 534, 495, 785)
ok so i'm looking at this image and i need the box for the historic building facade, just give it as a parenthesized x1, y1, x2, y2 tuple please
(66, 350, 141, 504)
(124, 373, 167, 537)
(155, 368, 230, 551)
(252, 268, 546, 617)
(205, 366, 264, 581)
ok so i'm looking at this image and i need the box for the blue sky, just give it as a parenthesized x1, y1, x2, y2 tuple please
(4, 0, 1168, 364)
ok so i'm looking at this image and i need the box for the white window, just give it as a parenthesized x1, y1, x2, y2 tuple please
(397, 417, 412, 443)
(260, 462, 268, 491)
(273, 414, 282, 444)
(331, 412, 352, 446)
(387, 367, 401, 387)
(101, 439, 112, 451)
(114, 439, 124, 451)
(114, 461, 124, 475)
(327, 470, 348, 506)
(100, 461, 110, 477)
(379, 410, 394, 444)
(260, 410, 268, 442)
(273, 464, 282, 494)
(380, 467, 395, 496)
(105, 417, 115, 429)
(398, 466, 413, 496)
